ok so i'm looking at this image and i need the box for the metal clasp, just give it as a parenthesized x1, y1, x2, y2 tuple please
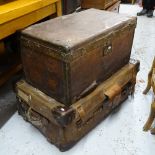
(103, 44, 112, 56)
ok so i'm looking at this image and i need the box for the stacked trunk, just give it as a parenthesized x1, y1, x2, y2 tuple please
(62, 0, 121, 15)
(81, 0, 121, 13)
(16, 9, 139, 151)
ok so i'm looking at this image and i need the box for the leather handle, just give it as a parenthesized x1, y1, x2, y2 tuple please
(104, 84, 122, 100)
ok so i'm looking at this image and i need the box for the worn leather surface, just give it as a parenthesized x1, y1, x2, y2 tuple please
(22, 9, 136, 52)
(21, 9, 137, 105)
(16, 60, 140, 151)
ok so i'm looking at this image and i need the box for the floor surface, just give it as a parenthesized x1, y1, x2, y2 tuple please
(0, 4, 155, 155)
(0, 81, 16, 128)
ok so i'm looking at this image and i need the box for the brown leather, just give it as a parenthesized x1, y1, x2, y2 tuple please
(21, 9, 136, 50)
(16, 60, 139, 151)
(21, 9, 137, 105)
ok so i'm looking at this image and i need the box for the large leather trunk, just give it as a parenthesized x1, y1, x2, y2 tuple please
(16, 59, 140, 151)
(81, 0, 118, 9)
(20, 9, 137, 106)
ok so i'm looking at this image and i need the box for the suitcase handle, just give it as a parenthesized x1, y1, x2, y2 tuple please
(104, 84, 121, 100)
(76, 83, 131, 127)
(76, 95, 110, 128)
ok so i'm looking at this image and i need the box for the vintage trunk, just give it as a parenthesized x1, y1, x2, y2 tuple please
(81, 0, 118, 9)
(106, 1, 121, 13)
(20, 9, 137, 106)
(16, 59, 140, 151)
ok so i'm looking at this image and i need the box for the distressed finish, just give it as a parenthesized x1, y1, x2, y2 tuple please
(81, 0, 118, 9)
(21, 9, 137, 105)
(16, 60, 140, 151)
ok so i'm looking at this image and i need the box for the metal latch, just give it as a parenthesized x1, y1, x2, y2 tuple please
(103, 44, 112, 56)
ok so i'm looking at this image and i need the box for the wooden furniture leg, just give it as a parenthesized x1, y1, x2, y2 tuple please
(143, 100, 155, 131)
(143, 58, 155, 132)
(143, 58, 155, 94)
(56, 0, 62, 16)
(132, 0, 135, 4)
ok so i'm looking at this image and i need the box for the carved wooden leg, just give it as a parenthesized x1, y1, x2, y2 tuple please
(143, 71, 152, 94)
(143, 100, 155, 131)
(143, 58, 155, 94)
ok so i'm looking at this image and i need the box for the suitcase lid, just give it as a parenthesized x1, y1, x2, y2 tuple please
(21, 9, 136, 54)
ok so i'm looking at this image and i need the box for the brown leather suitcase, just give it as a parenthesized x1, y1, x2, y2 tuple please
(16, 59, 140, 151)
(20, 9, 137, 106)
(81, 0, 118, 9)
